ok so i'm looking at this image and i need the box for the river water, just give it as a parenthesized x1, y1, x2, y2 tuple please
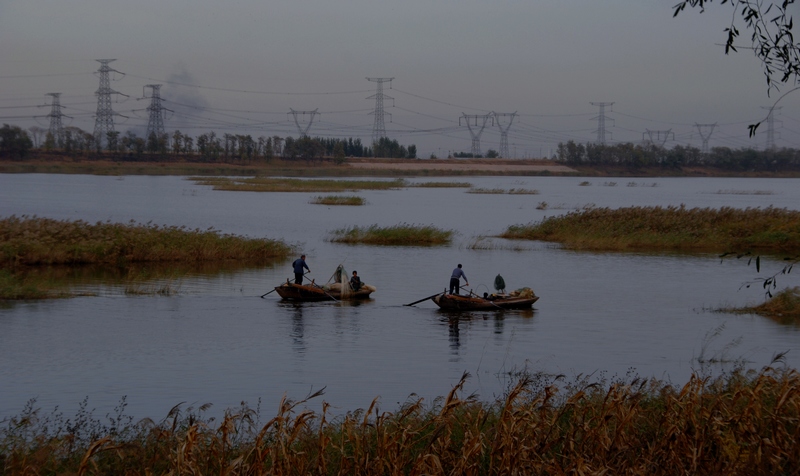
(1, 173, 799, 421)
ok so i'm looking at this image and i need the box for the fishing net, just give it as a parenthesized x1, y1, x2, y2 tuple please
(325, 264, 354, 297)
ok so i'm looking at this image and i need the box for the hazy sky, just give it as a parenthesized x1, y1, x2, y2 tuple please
(2, 1, 798, 158)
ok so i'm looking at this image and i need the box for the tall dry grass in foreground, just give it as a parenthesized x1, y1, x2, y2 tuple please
(502, 205, 800, 253)
(0, 215, 293, 267)
(2, 366, 799, 475)
(327, 224, 453, 246)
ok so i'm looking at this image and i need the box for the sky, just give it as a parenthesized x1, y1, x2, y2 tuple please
(2, 0, 799, 159)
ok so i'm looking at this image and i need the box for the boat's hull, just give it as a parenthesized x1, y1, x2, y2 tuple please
(274, 282, 373, 301)
(432, 292, 538, 310)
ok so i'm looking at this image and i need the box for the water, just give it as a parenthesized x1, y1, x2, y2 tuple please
(1, 174, 799, 420)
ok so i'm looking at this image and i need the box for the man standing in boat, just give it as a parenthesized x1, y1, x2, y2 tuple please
(292, 255, 310, 285)
(449, 264, 469, 295)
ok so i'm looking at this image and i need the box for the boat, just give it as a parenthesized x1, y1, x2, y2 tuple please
(431, 287, 538, 310)
(273, 280, 375, 301)
(272, 264, 376, 301)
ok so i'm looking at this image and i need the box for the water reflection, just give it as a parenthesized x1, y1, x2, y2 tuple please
(438, 309, 537, 353)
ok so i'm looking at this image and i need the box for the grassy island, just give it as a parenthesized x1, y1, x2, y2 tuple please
(0, 216, 293, 299)
(2, 367, 799, 475)
(501, 206, 800, 253)
(310, 195, 366, 206)
(190, 177, 405, 192)
(328, 224, 453, 246)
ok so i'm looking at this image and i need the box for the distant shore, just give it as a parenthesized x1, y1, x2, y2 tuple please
(2, 156, 800, 177)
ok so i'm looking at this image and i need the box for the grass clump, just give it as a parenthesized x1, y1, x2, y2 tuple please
(410, 181, 472, 188)
(190, 176, 405, 192)
(3, 366, 800, 475)
(0, 215, 292, 267)
(328, 223, 453, 246)
(726, 287, 800, 323)
(468, 188, 540, 195)
(310, 195, 365, 206)
(501, 205, 800, 253)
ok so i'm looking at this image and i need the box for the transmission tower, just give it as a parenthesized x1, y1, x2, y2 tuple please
(590, 102, 614, 144)
(45, 93, 64, 146)
(93, 59, 127, 148)
(144, 84, 169, 140)
(289, 108, 319, 137)
(492, 111, 517, 158)
(643, 129, 674, 148)
(459, 113, 494, 157)
(761, 106, 782, 150)
(694, 123, 716, 154)
(366, 77, 394, 144)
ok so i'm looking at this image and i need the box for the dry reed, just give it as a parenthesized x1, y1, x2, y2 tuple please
(327, 224, 453, 246)
(310, 196, 366, 206)
(0, 215, 293, 267)
(190, 177, 405, 192)
(501, 205, 800, 253)
(3, 365, 799, 475)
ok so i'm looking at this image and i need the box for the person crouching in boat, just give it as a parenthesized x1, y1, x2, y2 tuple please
(350, 270, 362, 291)
(449, 264, 468, 295)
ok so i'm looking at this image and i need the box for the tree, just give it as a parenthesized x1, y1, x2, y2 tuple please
(673, 1, 800, 134)
(0, 124, 33, 159)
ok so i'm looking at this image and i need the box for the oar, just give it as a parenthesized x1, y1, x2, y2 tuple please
(405, 291, 443, 306)
(260, 288, 277, 298)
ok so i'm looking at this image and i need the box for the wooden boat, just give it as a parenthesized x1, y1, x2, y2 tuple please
(432, 288, 538, 310)
(274, 280, 376, 301)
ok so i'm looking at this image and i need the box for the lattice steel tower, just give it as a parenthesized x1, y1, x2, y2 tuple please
(289, 108, 319, 137)
(460, 113, 494, 157)
(93, 59, 125, 148)
(366, 77, 394, 144)
(695, 123, 716, 154)
(761, 106, 782, 150)
(590, 102, 614, 144)
(145, 84, 166, 140)
(492, 111, 517, 158)
(45, 93, 64, 146)
(643, 129, 674, 147)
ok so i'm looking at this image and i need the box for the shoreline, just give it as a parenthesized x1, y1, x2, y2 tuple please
(3, 156, 800, 177)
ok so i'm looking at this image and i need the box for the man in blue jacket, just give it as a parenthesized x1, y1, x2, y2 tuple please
(293, 255, 310, 284)
(449, 264, 468, 294)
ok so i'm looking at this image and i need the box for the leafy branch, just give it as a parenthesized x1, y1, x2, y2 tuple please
(721, 251, 798, 297)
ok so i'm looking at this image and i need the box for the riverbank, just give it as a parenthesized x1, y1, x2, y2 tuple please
(4, 156, 799, 177)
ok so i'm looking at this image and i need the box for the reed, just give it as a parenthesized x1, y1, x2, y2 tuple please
(327, 223, 453, 246)
(3, 365, 799, 475)
(410, 181, 472, 188)
(728, 287, 800, 323)
(501, 205, 800, 253)
(0, 215, 293, 267)
(190, 177, 405, 192)
(310, 196, 366, 206)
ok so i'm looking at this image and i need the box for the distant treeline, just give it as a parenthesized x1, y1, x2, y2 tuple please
(0, 123, 417, 162)
(555, 140, 800, 171)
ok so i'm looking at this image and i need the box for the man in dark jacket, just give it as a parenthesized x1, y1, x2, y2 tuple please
(449, 264, 468, 294)
(292, 255, 310, 284)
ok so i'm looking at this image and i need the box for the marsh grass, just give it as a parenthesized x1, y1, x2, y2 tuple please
(190, 176, 405, 192)
(501, 205, 800, 253)
(310, 196, 366, 206)
(723, 287, 800, 324)
(3, 365, 800, 475)
(713, 189, 775, 195)
(467, 188, 539, 195)
(0, 215, 292, 267)
(327, 223, 453, 246)
(410, 181, 472, 188)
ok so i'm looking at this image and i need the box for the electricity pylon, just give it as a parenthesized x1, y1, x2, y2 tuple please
(145, 84, 170, 140)
(366, 77, 394, 144)
(643, 129, 674, 147)
(492, 111, 517, 158)
(93, 59, 127, 148)
(695, 123, 716, 154)
(45, 93, 65, 147)
(761, 106, 782, 150)
(460, 113, 494, 157)
(289, 108, 319, 137)
(590, 102, 614, 144)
